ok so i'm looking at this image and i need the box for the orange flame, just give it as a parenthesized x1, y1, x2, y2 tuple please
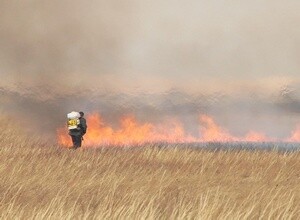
(244, 131, 270, 142)
(57, 127, 72, 147)
(57, 113, 197, 147)
(199, 115, 238, 142)
(57, 113, 300, 147)
(287, 126, 300, 142)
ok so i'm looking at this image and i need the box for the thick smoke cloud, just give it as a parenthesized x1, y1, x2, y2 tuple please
(1, 0, 300, 141)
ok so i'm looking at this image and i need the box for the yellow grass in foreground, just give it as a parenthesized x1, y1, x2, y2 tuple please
(1, 145, 300, 220)
(0, 117, 300, 219)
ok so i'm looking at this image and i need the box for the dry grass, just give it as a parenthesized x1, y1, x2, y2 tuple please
(0, 116, 300, 219)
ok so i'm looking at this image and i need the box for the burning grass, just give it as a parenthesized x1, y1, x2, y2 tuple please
(1, 116, 300, 219)
(58, 112, 300, 147)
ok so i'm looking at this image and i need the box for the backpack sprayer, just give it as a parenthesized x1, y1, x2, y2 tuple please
(67, 111, 81, 130)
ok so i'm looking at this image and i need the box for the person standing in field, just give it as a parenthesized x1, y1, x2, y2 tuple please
(69, 111, 87, 149)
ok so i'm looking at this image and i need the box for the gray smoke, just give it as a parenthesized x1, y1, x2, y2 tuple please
(1, 0, 300, 141)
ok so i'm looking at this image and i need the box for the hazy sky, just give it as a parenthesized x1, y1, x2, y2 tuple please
(1, 0, 300, 94)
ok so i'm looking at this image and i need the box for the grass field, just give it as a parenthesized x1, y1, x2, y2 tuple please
(1, 116, 300, 219)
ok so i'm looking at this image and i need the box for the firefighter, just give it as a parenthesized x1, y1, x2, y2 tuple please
(69, 111, 87, 149)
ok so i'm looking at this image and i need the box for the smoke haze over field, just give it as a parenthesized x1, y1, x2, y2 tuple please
(1, 0, 300, 141)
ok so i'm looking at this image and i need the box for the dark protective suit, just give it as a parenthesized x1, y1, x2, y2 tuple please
(69, 117, 87, 148)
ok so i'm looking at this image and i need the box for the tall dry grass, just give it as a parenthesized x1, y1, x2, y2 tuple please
(0, 115, 300, 219)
